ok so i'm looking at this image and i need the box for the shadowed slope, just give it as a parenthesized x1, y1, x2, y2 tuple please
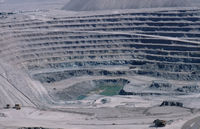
(63, 0, 190, 11)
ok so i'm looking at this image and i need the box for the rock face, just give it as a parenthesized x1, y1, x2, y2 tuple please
(160, 101, 183, 107)
(149, 80, 173, 91)
(153, 119, 166, 127)
(175, 85, 200, 93)
(63, 0, 190, 11)
(119, 89, 133, 95)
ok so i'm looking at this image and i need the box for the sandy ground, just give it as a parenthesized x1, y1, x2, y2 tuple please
(0, 95, 199, 129)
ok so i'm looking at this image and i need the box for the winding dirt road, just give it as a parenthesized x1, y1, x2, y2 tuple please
(182, 116, 200, 129)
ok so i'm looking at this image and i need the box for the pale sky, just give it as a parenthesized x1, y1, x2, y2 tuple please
(0, 0, 199, 12)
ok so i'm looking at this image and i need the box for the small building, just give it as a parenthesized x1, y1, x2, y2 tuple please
(4, 104, 10, 109)
(13, 104, 21, 110)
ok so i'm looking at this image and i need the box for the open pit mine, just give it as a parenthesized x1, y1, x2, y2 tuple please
(0, 0, 199, 128)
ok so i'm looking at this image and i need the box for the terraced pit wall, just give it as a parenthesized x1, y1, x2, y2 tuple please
(0, 8, 200, 85)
